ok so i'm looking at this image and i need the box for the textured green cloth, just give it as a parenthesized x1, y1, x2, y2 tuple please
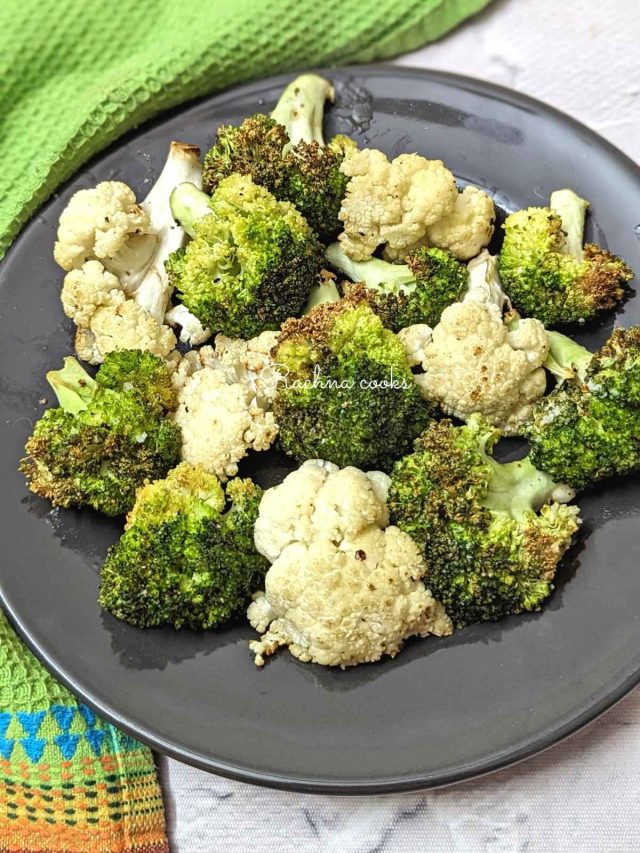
(0, 613, 169, 852)
(0, 0, 491, 260)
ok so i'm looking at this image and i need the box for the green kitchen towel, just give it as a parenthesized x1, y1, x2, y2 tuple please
(0, 0, 492, 260)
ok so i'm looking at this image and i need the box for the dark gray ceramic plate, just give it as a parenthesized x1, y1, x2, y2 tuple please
(1, 67, 639, 794)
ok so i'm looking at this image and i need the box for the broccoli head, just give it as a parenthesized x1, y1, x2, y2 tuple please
(98, 463, 268, 629)
(528, 326, 640, 490)
(272, 285, 433, 470)
(202, 74, 353, 240)
(167, 177, 323, 338)
(326, 242, 468, 331)
(93, 347, 177, 413)
(389, 416, 580, 626)
(280, 138, 351, 241)
(202, 115, 289, 198)
(20, 352, 181, 516)
(499, 189, 633, 326)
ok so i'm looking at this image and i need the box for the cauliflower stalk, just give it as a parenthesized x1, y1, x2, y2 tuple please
(173, 366, 278, 481)
(136, 142, 203, 324)
(248, 460, 452, 668)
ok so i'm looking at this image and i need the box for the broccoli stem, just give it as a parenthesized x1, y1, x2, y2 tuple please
(467, 416, 574, 519)
(46, 357, 97, 414)
(271, 74, 335, 146)
(550, 189, 589, 260)
(326, 242, 416, 295)
(484, 456, 570, 519)
(544, 331, 592, 382)
(169, 182, 211, 238)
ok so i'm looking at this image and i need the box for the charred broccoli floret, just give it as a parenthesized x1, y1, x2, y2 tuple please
(20, 352, 180, 516)
(167, 177, 323, 338)
(389, 416, 580, 626)
(99, 463, 267, 629)
(326, 242, 468, 331)
(202, 74, 354, 240)
(272, 285, 433, 470)
(528, 326, 640, 490)
(202, 115, 289, 199)
(281, 136, 353, 241)
(499, 189, 633, 326)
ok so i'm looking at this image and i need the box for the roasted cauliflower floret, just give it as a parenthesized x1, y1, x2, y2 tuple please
(248, 460, 452, 667)
(164, 304, 211, 346)
(85, 301, 176, 364)
(54, 181, 153, 274)
(61, 261, 126, 327)
(337, 149, 457, 261)
(253, 460, 389, 562)
(173, 367, 278, 481)
(74, 328, 102, 365)
(426, 186, 496, 260)
(415, 300, 549, 436)
(397, 324, 433, 368)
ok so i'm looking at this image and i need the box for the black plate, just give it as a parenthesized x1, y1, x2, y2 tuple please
(1, 67, 639, 794)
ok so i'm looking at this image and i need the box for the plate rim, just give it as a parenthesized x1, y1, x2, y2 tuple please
(2, 63, 640, 794)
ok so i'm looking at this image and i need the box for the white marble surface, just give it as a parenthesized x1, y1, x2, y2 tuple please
(159, 1, 640, 849)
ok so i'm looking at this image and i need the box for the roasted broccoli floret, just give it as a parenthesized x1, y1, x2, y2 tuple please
(325, 242, 468, 331)
(528, 326, 640, 490)
(388, 416, 580, 626)
(202, 115, 289, 199)
(99, 463, 268, 629)
(499, 189, 633, 326)
(20, 352, 181, 516)
(167, 177, 323, 337)
(94, 347, 177, 413)
(202, 74, 353, 240)
(272, 285, 433, 470)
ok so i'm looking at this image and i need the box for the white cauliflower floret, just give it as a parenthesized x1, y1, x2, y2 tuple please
(397, 323, 433, 368)
(173, 367, 278, 481)
(415, 300, 549, 436)
(54, 181, 154, 275)
(165, 330, 281, 399)
(338, 149, 457, 261)
(165, 349, 203, 392)
(426, 186, 495, 260)
(249, 461, 452, 667)
(86, 300, 176, 363)
(254, 460, 388, 562)
(74, 327, 102, 365)
(60, 261, 126, 327)
(212, 331, 280, 375)
(165, 304, 211, 345)
(248, 532, 451, 668)
(203, 331, 281, 405)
